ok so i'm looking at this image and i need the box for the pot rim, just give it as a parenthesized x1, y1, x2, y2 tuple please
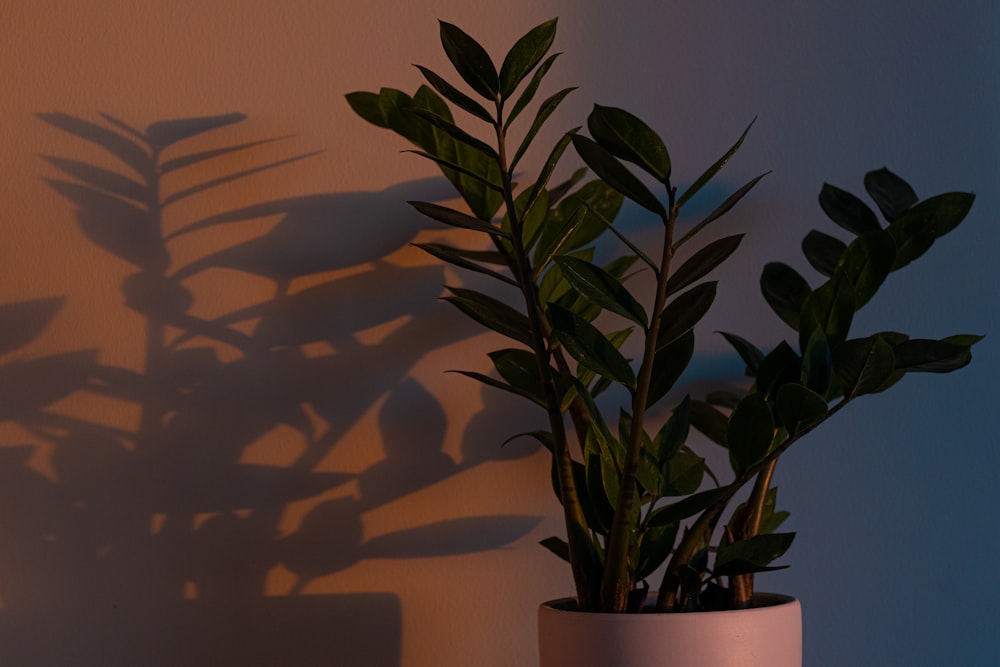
(540, 592, 798, 617)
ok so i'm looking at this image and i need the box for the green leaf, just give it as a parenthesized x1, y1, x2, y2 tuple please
(756, 341, 801, 400)
(569, 375, 617, 448)
(662, 448, 706, 496)
(538, 247, 592, 306)
(584, 451, 615, 535)
(346, 88, 424, 139)
(439, 21, 499, 100)
(832, 335, 896, 398)
(760, 262, 811, 330)
(539, 536, 570, 562)
(714, 532, 795, 576)
(554, 255, 648, 327)
(636, 522, 679, 580)
(678, 549, 710, 599)
(408, 200, 507, 236)
(689, 399, 729, 448)
(646, 329, 695, 407)
(587, 104, 671, 183)
(648, 486, 733, 527)
(569, 198, 655, 272)
(657, 282, 717, 349)
(414, 65, 495, 123)
(836, 230, 896, 308)
(706, 390, 741, 409)
(819, 183, 881, 235)
(892, 337, 980, 373)
(800, 330, 833, 396)
(588, 410, 625, 506)
(674, 174, 768, 249)
(665, 234, 744, 296)
(802, 230, 846, 277)
(410, 83, 454, 119)
(346, 90, 385, 125)
(404, 150, 504, 193)
(717, 331, 764, 376)
(533, 180, 624, 266)
(499, 18, 558, 98)
(523, 130, 578, 222)
(510, 87, 576, 171)
(864, 167, 918, 222)
(574, 328, 633, 399)
(549, 303, 637, 389)
(635, 445, 662, 498)
(654, 395, 691, 463)
(504, 53, 560, 130)
(450, 370, 541, 405)
(730, 487, 786, 536)
(413, 243, 516, 286)
(775, 383, 828, 435)
(571, 134, 666, 216)
(886, 192, 976, 270)
(489, 348, 547, 406)
(676, 118, 755, 208)
(501, 183, 545, 241)
(761, 510, 791, 535)
(798, 273, 855, 351)
(383, 85, 503, 220)
(547, 167, 588, 205)
(503, 430, 553, 451)
(727, 393, 775, 475)
(943, 333, 986, 347)
(412, 109, 499, 159)
(442, 287, 531, 346)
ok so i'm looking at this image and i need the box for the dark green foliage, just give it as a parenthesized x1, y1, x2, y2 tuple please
(727, 393, 774, 475)
(665, 235, 744, 295)
(347, 20, 979, 616)
(571, 134, 666, 215)
(715, 533, 796, 576)
(587, 104, 672, 183)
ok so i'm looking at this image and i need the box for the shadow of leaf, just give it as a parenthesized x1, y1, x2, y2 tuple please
(37, 112, 151, 179)
(145, 113, 247, 150)
(169, 178, 456, 284)
(0, 298, 64, 358)
(0, 349, 99, 419)
(43, 178, 167, 270)
(360, 515, 543, 559)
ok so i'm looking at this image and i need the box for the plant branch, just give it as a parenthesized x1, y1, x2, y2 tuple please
(729, 457, 777, 607)
(495, 110, 598, 608)
(600, 193, 677, 611)
(657, 394, 853, 610)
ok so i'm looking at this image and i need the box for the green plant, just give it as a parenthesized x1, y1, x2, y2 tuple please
(347, 18, 979, 613)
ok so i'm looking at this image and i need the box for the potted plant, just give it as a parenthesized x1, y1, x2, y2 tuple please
(347, 18, 979, 666)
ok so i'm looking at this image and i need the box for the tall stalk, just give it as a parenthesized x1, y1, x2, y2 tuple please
(600, 196, 676, 611)
(494, 106, 598, 608)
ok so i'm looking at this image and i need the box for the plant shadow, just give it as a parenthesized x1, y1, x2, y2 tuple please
(0, 112, 543, 666)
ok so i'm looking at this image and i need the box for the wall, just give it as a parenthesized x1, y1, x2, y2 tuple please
(1, 1, 997, 665)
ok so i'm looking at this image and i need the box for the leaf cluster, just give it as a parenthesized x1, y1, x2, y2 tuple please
(347, 19, 979, 614)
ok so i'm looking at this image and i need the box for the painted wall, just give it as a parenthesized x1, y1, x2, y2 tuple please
(1, 1, 996, 665)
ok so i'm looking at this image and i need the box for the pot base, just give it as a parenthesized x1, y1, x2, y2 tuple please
(538, 592, 801, 667)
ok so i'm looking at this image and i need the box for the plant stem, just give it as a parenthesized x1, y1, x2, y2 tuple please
(494, 114, 598, 608)
(657, 395, 853, 610)
(729, 458, 777, 608)
(600, 197, 677, 612)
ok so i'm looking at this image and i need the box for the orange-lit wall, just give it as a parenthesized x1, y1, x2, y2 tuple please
(1, 2, 997, 666)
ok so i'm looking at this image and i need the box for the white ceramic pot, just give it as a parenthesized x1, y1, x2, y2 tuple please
(537, 592, 801, 667)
